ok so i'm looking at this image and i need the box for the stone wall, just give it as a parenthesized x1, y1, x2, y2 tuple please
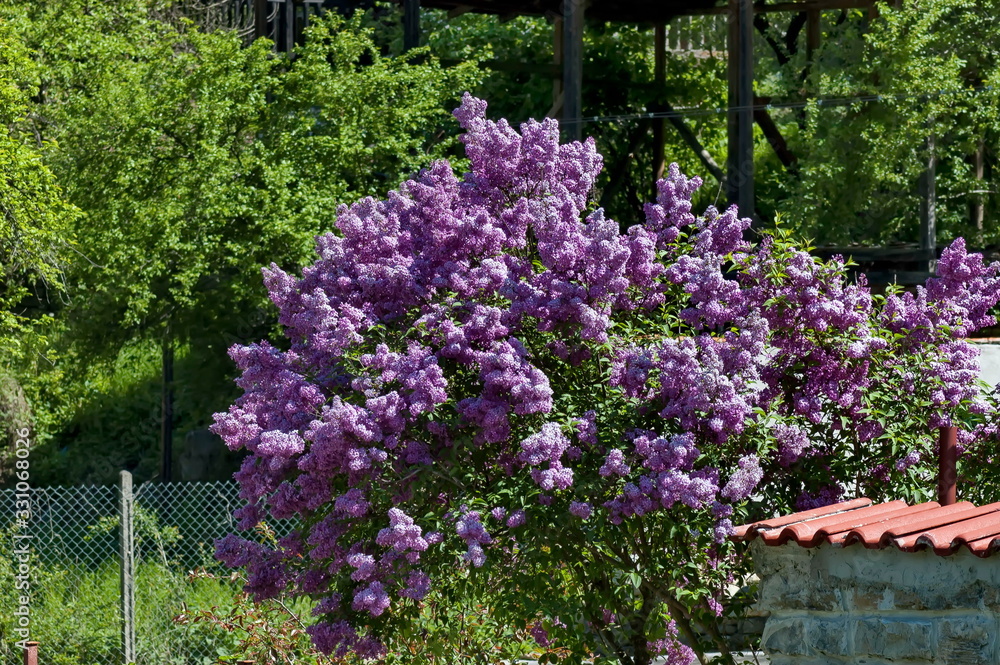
(752, 539, 1000, 664)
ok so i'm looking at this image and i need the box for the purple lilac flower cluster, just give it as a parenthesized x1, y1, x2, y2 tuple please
(213, 93, 1000, 657)
(647, 619, 696, 665)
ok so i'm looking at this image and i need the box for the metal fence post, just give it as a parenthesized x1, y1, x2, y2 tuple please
(119, 471, 136, 664)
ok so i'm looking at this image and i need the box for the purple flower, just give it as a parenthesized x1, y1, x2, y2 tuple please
(375, 508, 427, 553)
(506, 510, 526, 528)
(464, 542, 487, 567)
(647, 619, 696, 664)
(530, 622, 552, 648)
(399, 570, 431, 600)
(345, 552, 376, 581)
(213, 91, 1000, 660)
(720, 455, 763, 502)
(895, 449, 921, 471)
(352, 581, 390, 616)
(599, 449, 630, 477)
(795, 484, 844, 511)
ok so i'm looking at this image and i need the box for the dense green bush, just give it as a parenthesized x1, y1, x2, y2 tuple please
(0, 0, 483, 485)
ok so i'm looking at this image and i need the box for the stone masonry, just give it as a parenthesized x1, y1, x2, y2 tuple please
(752, 538, 1000, 664)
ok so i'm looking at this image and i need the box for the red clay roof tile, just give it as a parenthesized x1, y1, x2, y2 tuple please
(732, 498, 1000, 558)
(843, 502, 977, 548)
(823, 503, 940, 545)
(731, 497, 872, 540)
(770, 500, 908, 547)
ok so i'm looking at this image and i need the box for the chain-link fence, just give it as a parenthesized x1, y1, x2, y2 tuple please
(0, 476, 293, 665)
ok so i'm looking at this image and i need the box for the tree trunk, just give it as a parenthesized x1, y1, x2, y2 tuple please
(160, 328, 174, 483)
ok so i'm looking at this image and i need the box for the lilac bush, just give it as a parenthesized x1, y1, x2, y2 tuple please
(212, 94, 1000, 664)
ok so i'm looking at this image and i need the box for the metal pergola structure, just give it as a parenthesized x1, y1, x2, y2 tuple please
(241, 0, 944, 282)
(393, 0, 954, 285)
(397, 0, 887, 228)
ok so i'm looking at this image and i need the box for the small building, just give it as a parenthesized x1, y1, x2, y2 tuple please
(733, 497, 1000, 664)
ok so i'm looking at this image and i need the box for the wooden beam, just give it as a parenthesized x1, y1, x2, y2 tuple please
(727, 0, 755, 221)
(738, 0, 755, 220)
(727, 0, 739, 198)
(404, 0, 421, 51)
(664, 102, 727, 185)
(653, 23, 666, 184)
(803, 8, 821, 90)
(550, 16, 563, 118)
(672, 0, 875, 16)
(416, 0, 878, 21)
(806, 9, 821, 60)
(761, 0, 872, 11)
(283, 0, 294, 53)
(919, 133, 937, 272)
(447, 4, 473, 18)
(753, 97, 797, 170)
(563, 0, 584, 142)
(253, 0, 269, 40)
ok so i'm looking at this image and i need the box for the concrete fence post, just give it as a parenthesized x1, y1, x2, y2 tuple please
(119, 471, 136, 664)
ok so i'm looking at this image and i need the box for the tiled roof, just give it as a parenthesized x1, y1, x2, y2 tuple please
(732, 498, 1000, 558)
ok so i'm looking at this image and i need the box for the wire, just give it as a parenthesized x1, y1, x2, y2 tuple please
(558, 84, 996, 126)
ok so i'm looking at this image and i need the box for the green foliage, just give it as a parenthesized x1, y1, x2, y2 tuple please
(0, 20, 76, 366)
(411, 0, 1000, 245)
(0, 0, 482, 481)
(9, 0, 478, 350)
(165, 520, 538, 665)
(772, 0, 1000, 245)
(416, 8, 732, 226)
(0, 516, 233, 665)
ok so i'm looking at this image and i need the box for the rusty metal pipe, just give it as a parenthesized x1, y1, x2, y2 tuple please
(938, 426, 957, 506)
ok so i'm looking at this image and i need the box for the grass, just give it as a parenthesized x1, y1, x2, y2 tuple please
(0, 555, 243, 665)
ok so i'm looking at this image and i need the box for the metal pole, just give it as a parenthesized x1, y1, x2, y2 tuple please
(937, 426, 957, 506)
(120, 471, 136, 664)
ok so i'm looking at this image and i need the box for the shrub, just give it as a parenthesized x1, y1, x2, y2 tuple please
(213, 94, 1000, 664)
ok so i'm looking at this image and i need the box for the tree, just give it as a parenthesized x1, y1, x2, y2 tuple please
(0, 20, 78, 481)
(3, 0, 480, 483)
(213, 95, 1000, 663)
(0, 20, 75, 362)
(765, 0, 1000, 246)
